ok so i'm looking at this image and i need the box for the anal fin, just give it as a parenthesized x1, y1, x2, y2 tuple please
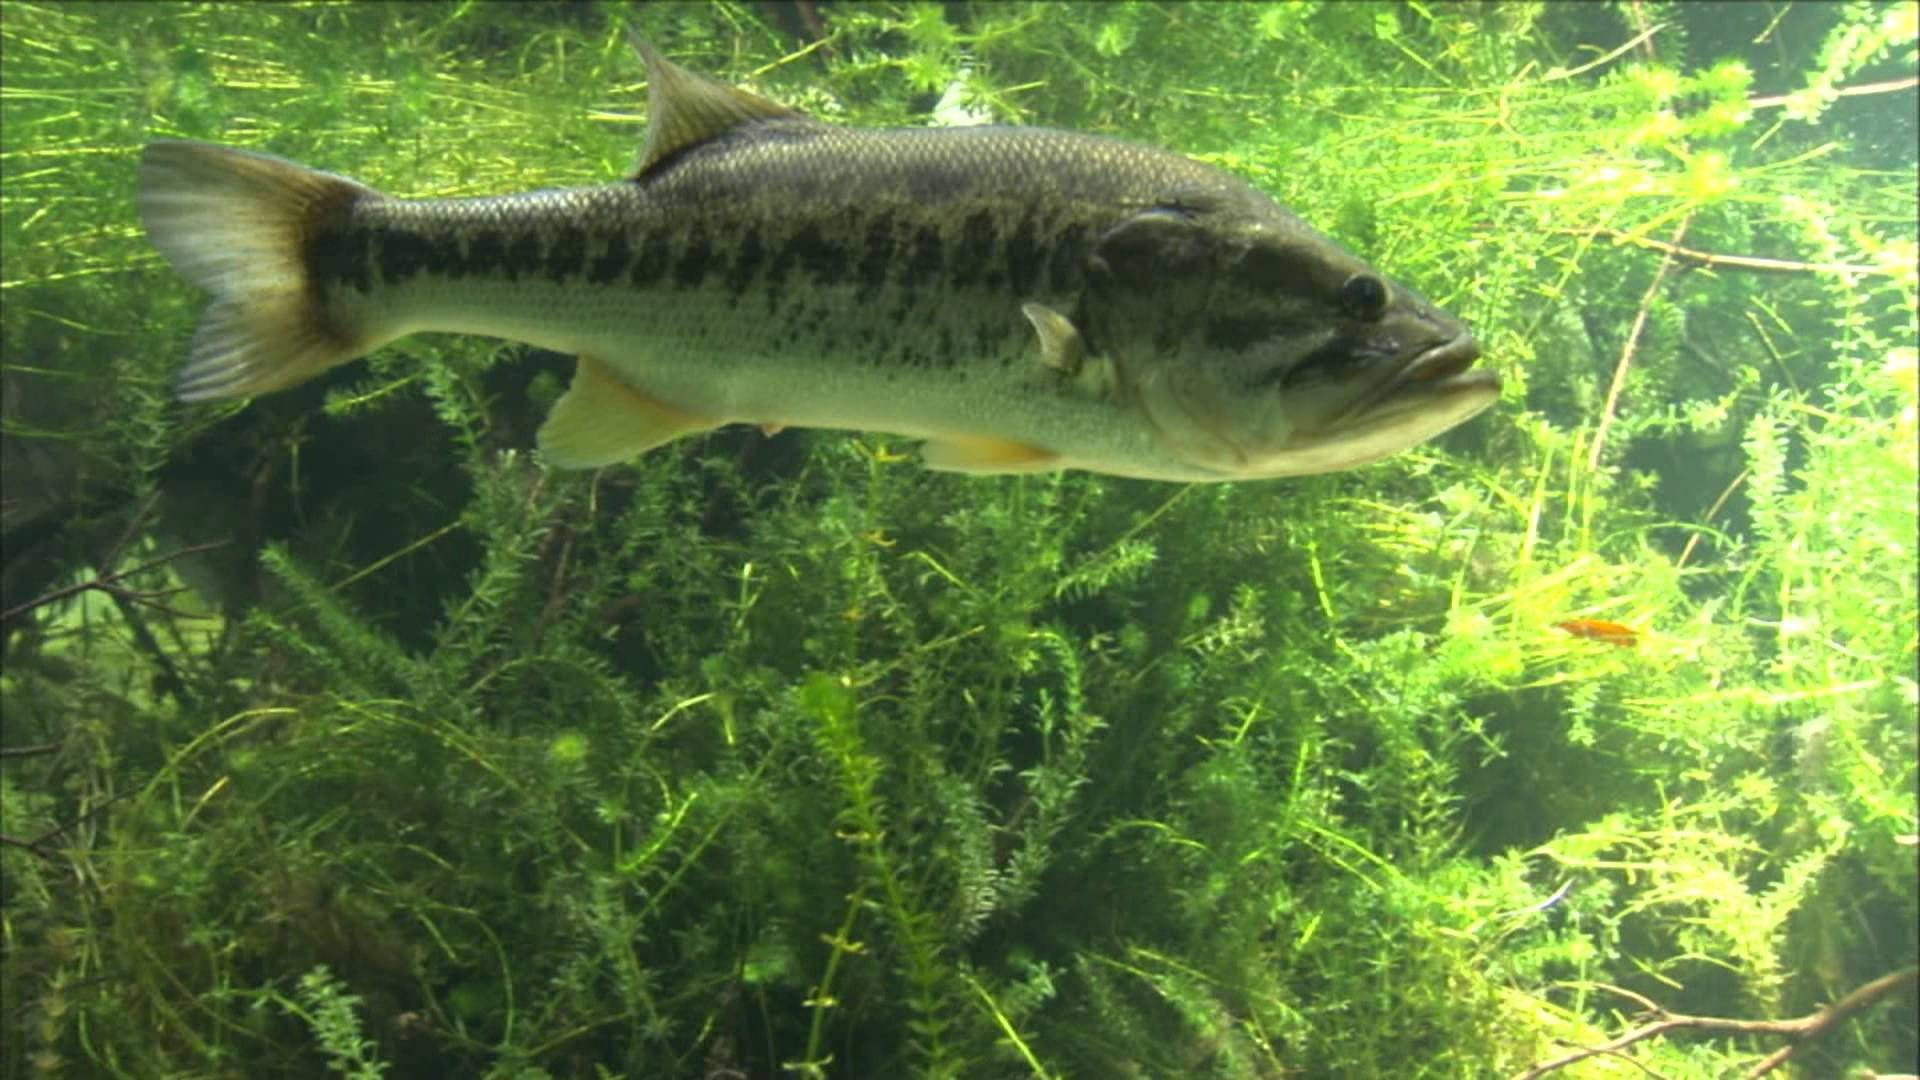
(920, 434, 1059, 475)
(537, 355, 716, 469)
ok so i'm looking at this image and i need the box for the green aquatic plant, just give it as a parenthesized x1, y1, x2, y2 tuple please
(2, 2, 1914, 1077)
(279, 966, 392, 1079)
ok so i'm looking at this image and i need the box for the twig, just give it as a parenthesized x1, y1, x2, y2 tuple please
(1747, 76, 1920, 109)
(26, 787, 141, 852)
(0, 539, 228, 623)
(1743, 967, 1920, 1077)
(1559, 228, 1897, 279)
(0, 742, 62, 759)
(0, 538, 226, 711)
(0, 833, 57, 861)
(1535, 23, 1666, 84)
(1515, 967, 1920, 1079)
(1673, 466, 1748, 573)
(105, 584, 194, 708)
(0, 508, 228, 708)
(1587, 215, 1691, 473)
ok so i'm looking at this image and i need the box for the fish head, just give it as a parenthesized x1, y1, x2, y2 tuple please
(1083, 196, 1498, 478)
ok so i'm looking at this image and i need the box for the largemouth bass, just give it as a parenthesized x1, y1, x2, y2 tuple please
(137, 37, 1497, 481)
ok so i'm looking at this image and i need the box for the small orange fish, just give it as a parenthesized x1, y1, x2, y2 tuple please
(1555, 619, 1638, 646)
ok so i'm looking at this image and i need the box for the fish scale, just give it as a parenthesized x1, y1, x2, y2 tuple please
(137, 36, 1498, 481)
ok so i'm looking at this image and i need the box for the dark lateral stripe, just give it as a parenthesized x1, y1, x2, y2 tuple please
(767, 224, 850, 290)
(373, 226, 441, 285)
(1205, 303, 1331, 352)
(857, 215, 895, 300)
(726, 227, 766, 295)
(1005, 216, 1042, 297)
(674, 225, 713, 288)
(754, 210, 1060, 301)
(587, 229, 630, 285)
(310, 223, 373, 294)
(466, 230, 508, 279)
(313, 222, 614, 292)
(950, 210, 996, 288)
(630, 231, 671, 289)
(1046, 223, 1088, 292)
(505, 231, 541, 281)
(545, 225, 586, 283)
(1205, 313, 1310, 352)
(905, 225, 943, 288)
(308, 208, 1077, 304)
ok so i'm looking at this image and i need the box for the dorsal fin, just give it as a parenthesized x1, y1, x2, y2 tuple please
(628, 31, 805, 177)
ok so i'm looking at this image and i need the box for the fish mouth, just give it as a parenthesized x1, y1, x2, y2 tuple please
(1344, 333, 1498, 424)
(1405, 334, 1483, 384)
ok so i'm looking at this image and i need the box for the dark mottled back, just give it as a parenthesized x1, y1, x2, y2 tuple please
(636, 120, 1284, 303)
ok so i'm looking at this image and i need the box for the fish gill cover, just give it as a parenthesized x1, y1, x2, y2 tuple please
(2, 3, 1915, 1077)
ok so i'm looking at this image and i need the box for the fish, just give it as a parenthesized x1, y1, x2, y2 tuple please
(136, 35, 1498, 482)
(1554, 619, 1638, 647)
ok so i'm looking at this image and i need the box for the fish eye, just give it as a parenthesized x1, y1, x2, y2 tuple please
(1340, 274, 1388, 320)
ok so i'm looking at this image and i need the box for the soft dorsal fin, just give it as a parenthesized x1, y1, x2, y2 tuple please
(629, 31, 804, 177)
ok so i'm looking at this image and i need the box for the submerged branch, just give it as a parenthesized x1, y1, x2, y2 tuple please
(0, 833, 57, 861)
(1568, 228, 1902, 279)
(0, 539, 228, 624)
(1535, 23, 1666, 84)
(1515, 967, 1920, 1079)
(1747, 76, 1920, 109)
(1587, 215, 1690, 473)
(0, 497, 228, 709)
(1672, 466, 1748, 572)
(0, 742, 62, 758)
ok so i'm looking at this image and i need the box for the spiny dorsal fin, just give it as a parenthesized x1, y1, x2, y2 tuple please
(629, 32, 805, 177)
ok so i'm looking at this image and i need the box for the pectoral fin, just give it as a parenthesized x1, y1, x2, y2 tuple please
(921, 434, 1059, 475)
(1021, 302, 1085, 375)
(538, 355, 716, 469)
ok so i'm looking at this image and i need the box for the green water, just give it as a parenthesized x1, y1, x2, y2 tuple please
(3, 3, 1914, 1076)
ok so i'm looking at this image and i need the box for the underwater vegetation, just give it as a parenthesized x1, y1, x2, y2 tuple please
(2, 2, 1915, 1077)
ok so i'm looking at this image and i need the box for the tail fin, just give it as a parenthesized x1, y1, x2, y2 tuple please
(138, 140, 381, 402)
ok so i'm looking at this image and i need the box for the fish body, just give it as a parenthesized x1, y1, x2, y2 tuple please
(138, 38, 1497, 481)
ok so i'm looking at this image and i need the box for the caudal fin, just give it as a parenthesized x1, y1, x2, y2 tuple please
(138, 140, 381, 401)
